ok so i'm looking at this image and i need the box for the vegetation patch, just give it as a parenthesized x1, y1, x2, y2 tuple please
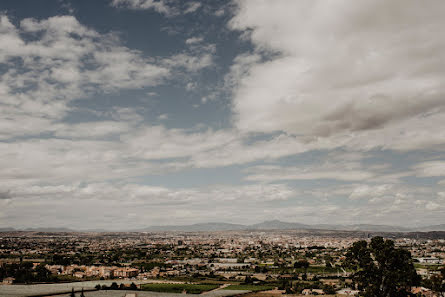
(141, 283, 218, 294)
(223, 284, 274, 291)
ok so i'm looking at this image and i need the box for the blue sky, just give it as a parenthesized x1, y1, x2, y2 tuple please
(0, 0, 444, 230)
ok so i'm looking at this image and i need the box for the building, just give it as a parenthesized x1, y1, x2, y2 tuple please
(416, 257, 442, 264)
(2, 277, 15, 285)
(336, 288, 360, 296)
(113, 268, 139, 278)
(411, 287, 434, 297)
(302, 288, 325, 295)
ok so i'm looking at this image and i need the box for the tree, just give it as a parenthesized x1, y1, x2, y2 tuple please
(130, 282, 138, 290)
(323, 284, 336, 294)
(34, 264, 51, 282)
(429, 267, 445, 297)
(294, 259, 309, 269)
(110, 282, 119, 290)
(344, 237, 420, 297)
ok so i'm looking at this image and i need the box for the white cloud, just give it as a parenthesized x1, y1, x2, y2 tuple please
(245, 164, 373, 182)
(110, 0, 202, 16)
(185, 36, 203, 45)
(158, 113, 168, 120)
(0, 14, 170, 139)
(186, 82, 197, 90)
(0, 182, 297, 229)
(0, 13, 217, 142)
(348, 184, 393, 200)
(184, 2, 202, 14)
(52, 121, 133, 139)
(110, 0, 174, 16)
(414, 161, 445, 177)
(426, 201, 440, 211)
(163, 52, 213, 72)
(214, 8, 225, 17)
(228, 0, 445, 151)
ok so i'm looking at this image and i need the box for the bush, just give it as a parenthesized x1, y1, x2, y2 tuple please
(110, 282, 118, 290)
(130, 282, 138, 290)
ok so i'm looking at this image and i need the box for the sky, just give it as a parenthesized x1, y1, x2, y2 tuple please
(0, 0, 444, 230)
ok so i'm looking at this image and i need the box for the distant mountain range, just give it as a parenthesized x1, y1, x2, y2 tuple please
(0, 227, 74, 232)
(137, 220, 445, 233)
(1, 220, 445, 233)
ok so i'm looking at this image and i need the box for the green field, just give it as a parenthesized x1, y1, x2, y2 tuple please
(414, 263, 443, 270)
(294, 266, 344, 274)
(141, 283, 219, 294)
(222, 284, 274, 292)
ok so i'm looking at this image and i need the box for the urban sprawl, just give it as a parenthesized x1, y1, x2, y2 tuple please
(0, 230, 444, 296)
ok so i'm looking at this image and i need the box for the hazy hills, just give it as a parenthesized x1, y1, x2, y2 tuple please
(140, 220, 443, 233)
(138, 222, 246, 232)
(1, 220, 444, 233)
(0, 227, 74, 232)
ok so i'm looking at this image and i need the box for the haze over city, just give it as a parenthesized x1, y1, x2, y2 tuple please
(1, 0, 445, 231)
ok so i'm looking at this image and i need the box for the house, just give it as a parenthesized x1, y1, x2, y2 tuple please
(73, 271, 85, 278)
(302, 288, 325, 295)
(416, 257, 442, 264)
(411, 287, 434, 297)
(337, 288, 360, 296)
(2, 277, 15, 285)
(113, 267, 139, 278)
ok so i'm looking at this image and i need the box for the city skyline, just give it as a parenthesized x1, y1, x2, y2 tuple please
(1, 0, 445, 230)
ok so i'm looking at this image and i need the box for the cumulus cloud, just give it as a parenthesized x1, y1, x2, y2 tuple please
(110, 0, 174, 16)
(110, 0, 202, 16)
(0, 13, 217, 141)
(163, 52, 213, 72)
(0, 14, 170, 139)
(184, 2, 201, 14)
(228, 0, 445, 151)
(185, 36, 203, 45)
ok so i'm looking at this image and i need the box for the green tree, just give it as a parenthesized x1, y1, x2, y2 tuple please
(110, 282, 119, 290)
(294, 259, 309, 269)
(323, 284, 336, 294)
(35, 264, 51, 281)
(130, 282, 138, 290)
(344, 237, 420, 297)
(429, 267, 445, 297)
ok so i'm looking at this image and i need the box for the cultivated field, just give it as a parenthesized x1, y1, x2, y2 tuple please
(141, 283, 219, 294)
(0, 280, 247, 297)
